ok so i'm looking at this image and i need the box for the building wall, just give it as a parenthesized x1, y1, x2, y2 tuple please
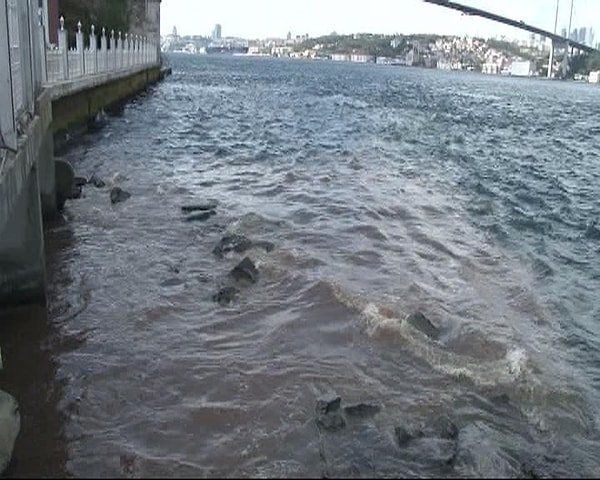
(510, 60, 532, 77)
(128, 0, 161, 45)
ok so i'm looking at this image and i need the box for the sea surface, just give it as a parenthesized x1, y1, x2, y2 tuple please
(1, 54, 600, 478)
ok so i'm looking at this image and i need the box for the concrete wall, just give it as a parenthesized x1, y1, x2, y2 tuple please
(0, 99, 51, 305)
(0, 63, 169, 306)
(49, 65, 163, 136)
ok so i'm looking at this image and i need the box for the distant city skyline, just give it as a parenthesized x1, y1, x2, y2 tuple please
(160, 0, 600, 42)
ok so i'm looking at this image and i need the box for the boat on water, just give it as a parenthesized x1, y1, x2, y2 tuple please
(205, 44, 249, 55)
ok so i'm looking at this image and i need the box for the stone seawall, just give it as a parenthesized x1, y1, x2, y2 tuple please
(51, 65, 167, 137)
(0, 63, 171, 305)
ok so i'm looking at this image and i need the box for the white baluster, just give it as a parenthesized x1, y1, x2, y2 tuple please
(76, 20, 84, 76)
(89, 24, 97, 74)
(110, 29, 116, 71)
(100, 27, 107, 72)
(118, 31, 123, 69)
(58, 16, 68, 80)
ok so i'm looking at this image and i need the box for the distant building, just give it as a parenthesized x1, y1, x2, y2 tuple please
(589, 71, 600, 83)
(287, 31, 292, 41)
(509, 60, 533, 77)
(331, 54, 350, 62)
(212, 24, 222, 40)
(571, 29, 579, 42)
(350, 54, 374, 63)
(561, 27, 568, 39)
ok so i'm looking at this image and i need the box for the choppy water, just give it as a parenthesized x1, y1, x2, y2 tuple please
(2, 55, 600, 478)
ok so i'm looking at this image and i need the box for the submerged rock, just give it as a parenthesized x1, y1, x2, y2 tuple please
(213, 286, 239, 306)
(55, 158, 75, 210)
(69, 184, 83, 200)
(181, 202, 218, 213)
(520, 462, 541, 480)
(185, 210, 217, 222)
(251, 240, 276, 253)
(490, 393, 511, 406)
(405, 312, 440, 340)
(110, 187, 131, 204)
(0, 391, 20, 475)
(428, 415, 459, 440)
(316, 395, 342, 415)
(73, 176, 88, 187)
(394, 425, 423, 447)
(316, 413, 346, 432)
(315, 395, 345, 432)
(230, 257, 259, 284)
(88, 173, 106, 188)
(344, 403, 381, 418)
(213, 234, 253, 258)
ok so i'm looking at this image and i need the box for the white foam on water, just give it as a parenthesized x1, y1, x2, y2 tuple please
(353, 298, 532, 388)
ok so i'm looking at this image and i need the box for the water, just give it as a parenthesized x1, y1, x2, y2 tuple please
(2, 54, 600, 477)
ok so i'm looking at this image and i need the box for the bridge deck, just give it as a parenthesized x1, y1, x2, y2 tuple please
(424, 0, 598, 54)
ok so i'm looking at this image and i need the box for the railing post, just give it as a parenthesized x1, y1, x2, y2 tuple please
(118, 31, 123, 69)
(58, 16, 68, 80)
(100, 27, 107, 73)
(89, 24, 97, 74)
(75, 20, 84, 76)
(110, 29, 116, 71)
(0, 0, 17, 150)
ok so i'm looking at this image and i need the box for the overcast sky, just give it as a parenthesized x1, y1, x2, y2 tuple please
(161, 0, 600, 42)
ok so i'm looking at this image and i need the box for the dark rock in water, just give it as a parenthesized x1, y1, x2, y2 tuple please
(395, 426, 413, 447)
(88, 173, 106, 188)
(181, 202, 218, 213)
(74, 176, 87, 187)
(429, 415, 459, 440)
(213, 287, 239, 306)
(110, 187, 131, 204)
(344, 403, 381, 418)
(394, 425, 423, 447)
(55, 158, 75, 210)
(520, 463, 541, 480)
(251, 240, 276, 253)
(491, 393, 511, 406)
(316, 413, 346, 432)
(230, 257, 259, 284)
(316, 395, 342, 415)
(213, 234, 253, 258)
(185, 210, 216, 222)
(420, 438, 458, 467)
(69, 184, 82, 199)
(405, 312, 440, 340)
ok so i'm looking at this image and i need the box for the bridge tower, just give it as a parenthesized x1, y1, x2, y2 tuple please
(548, 0, 560, 78)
